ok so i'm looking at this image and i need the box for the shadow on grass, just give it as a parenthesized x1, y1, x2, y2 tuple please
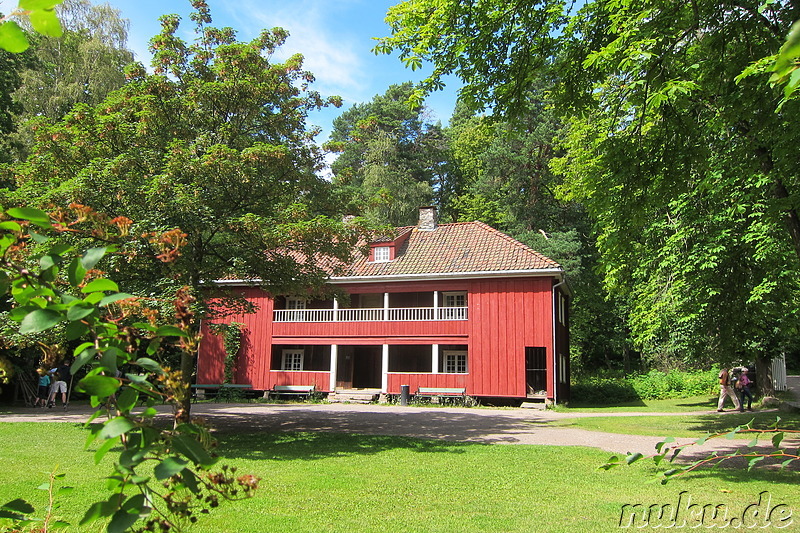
(680, 412, 800, 434)
(216, 431, 474, 462)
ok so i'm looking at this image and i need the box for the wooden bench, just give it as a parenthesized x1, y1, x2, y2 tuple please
(192, 383, 252, 402)
(267, 385, 315, 400)
(415, 387, 466, 399)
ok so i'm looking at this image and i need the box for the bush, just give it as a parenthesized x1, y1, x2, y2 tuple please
(572, 369, 719, 404)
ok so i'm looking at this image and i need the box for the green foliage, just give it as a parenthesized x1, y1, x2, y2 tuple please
(0, 1, 63, 53)
(0, 206, 260, 531)
(378, 0, 800, 367)
(602, 418, 800, 484)
(326, 82, 444, 226)
(572, 369, 719, 404)
(208, 322, 244, 385)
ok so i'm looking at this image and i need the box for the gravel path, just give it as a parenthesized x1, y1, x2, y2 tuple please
(2, 399, 795, 462)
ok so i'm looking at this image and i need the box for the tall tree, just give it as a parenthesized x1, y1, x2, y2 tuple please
(377, 0, 800, 383)
(7, 1, 365, 420)
(14, 0, 134, 121)
(326, 82, 446, 225)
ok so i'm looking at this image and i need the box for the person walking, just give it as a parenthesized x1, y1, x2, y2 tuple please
(737, 367, 754, 412)
(47, 370, 68, 408)
(717, 368, 741, 412)
(33, 368, 50, 408)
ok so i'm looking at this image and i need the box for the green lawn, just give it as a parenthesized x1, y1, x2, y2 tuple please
(557, 395, 721, 412)
(0, 423, 798, 532)
(550, 410, 800, 438)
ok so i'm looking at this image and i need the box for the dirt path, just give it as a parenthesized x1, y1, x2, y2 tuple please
(1, 400, 794, 462)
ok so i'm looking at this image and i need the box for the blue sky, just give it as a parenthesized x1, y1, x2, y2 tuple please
(3, 0, 460, 141)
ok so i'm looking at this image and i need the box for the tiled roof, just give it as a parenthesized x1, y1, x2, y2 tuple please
(337, 221, 561, 278)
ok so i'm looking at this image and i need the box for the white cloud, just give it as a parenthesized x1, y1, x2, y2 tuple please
(230, 0, 367, 101)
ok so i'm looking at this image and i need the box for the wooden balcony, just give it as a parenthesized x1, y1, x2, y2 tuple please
(273, 307, 468, 323)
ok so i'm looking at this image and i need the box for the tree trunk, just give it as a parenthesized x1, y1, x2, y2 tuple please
(755, 354, 775, 397)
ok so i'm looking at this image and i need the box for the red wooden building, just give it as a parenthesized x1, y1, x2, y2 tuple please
(198, 207, 570, 402)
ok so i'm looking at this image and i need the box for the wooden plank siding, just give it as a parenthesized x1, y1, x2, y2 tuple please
(198, 276, 560, 399)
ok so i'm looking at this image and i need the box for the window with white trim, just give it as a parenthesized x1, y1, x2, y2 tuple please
(286, 297, 306, 321)
(281, 349, 304, 371)
(441, 291, 467, 320)
(443, 350, 468, 373)
(373, 246, 391, 262)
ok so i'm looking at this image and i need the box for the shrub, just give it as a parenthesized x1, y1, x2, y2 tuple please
(571, 369, 719, 404)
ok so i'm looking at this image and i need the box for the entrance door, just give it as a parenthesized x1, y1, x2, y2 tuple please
(336, 347, 354, 389)
(525, 347, 547, 396)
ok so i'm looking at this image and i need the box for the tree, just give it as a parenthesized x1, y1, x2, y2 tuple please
(326, 82, 446, 226)
(6, 1, 366, 421)
(376, 0, 800, 385)
(14, 0, 134, 122)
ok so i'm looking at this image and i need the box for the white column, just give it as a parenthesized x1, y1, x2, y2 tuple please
(333, 298, 339, 322)
(383, 292, 389, 321)
(381, 344, 389, 393)
(432, 344, 439, 373)
(433, 291, 439, 320)
(329, 345, 338, 391)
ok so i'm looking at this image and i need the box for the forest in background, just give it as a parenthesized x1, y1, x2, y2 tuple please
(1, 0, 799, 386)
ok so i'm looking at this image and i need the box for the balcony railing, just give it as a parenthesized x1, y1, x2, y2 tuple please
(273, 307, 468, 323)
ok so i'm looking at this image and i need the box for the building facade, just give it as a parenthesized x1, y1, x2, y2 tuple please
(198, 208, 570, 402)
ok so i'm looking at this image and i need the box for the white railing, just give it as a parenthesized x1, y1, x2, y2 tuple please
(273, 307, 468, 323)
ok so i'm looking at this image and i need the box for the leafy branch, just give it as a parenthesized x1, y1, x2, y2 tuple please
(601, 418, 800, 484)
(0, 206, 259, 532)
(0, 0, 63, 53)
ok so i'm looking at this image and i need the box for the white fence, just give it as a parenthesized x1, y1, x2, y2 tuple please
(772, 354, 787, 391)
(273, 307, 468, 323)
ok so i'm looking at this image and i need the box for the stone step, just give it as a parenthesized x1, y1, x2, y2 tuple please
(327, 391, 379, 403)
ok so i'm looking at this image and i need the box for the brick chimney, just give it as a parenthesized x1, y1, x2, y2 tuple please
(418, 206, 438, 231)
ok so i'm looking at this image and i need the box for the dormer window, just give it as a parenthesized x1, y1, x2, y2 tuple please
(373, 246, 391, 262)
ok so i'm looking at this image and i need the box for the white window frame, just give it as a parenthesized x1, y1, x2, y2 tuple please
(373, 246, 391, 262)
(443, 350, 468, 374)
(281, 349, 304, 371)
(286, 297, 306, 321)
(441, 291, 467, 320)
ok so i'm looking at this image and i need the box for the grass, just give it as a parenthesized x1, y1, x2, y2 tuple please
(0, 423, 798, 532)
(550, 410, 800, 438)
(557, 395, 722, 412)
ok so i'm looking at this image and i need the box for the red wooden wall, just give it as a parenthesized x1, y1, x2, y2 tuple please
(198, 276, 559, 398)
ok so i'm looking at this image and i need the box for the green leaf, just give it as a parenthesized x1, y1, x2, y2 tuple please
(65, 320, 89, 340)
(80, 499, 118, 526)
(133, 357, 162, 373)
(94, 436, 120, 464)
(772, 432, 784, 449)
(81, 278, 119, 293)
(181, 468, 200, 493)
(108, 509, 140, 533)
(81, 247, 107, 271)
(155, 325, 187, 337)
(99, 293, 134, 306)
(71, 347, 96, 373)
(0, 21, 30, 53)
(66, 303, 95, 321)
(99, 417, 135, 440)
(77, 375, 120, 397)
(116, 387, 139, 413)
(6, 207, 49, 226)
(67, 257, 87, 287)
(625, 452, 643, 465)
(171, 435, 216, 468)
(0, 221, 21, 231)
(19, 309, 61, 334)
(20, 0, 63, 9)
(655, 437, 674, 453)
(99, 347, 122, 374)
(29, 8, 63, 38)
(747, 456, 765, 471)
(154, 457, 188, 480)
